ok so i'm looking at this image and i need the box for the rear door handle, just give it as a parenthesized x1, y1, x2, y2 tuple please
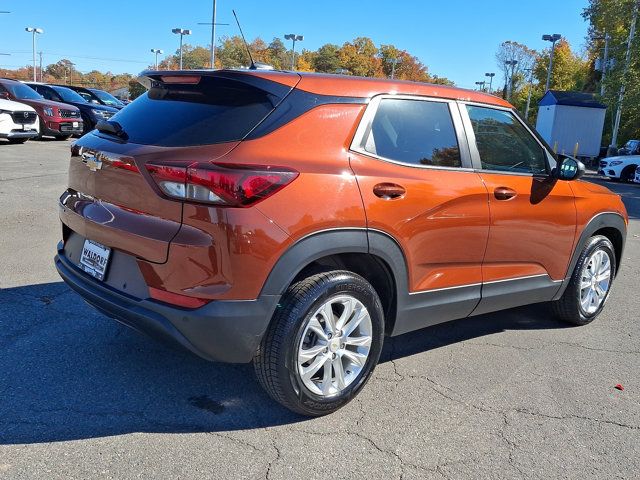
(494, 186, 517, 200)
(373, 183, 406, 199)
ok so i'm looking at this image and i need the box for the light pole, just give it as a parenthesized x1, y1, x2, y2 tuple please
(151, 49, 163, 69)
(475, 81, 486, 91)
(388, 57, 402, 79)
(542, 33, 562, 91)
(505, 60, 518, 101)
(485, 72, 495, 93)
(172, 28, 192, 69)
(284, 33, 303, 70)
(25, 27, 43, 82)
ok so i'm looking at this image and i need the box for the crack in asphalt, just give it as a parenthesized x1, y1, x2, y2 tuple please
(265, 436, 282, 480)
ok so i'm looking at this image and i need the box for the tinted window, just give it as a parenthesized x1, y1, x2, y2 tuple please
(6, 82, 43, 100)
(51, 86, 87, 103)
(107, 76, 279, 147)
(90, 89, 123, 106)
(363, 98, 461, 168)
(466, 105, 547, 174)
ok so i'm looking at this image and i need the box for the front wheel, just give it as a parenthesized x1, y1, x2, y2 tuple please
(254, 270, 384, 416)
(7, 138, 28, 144)
(552, 235, 616, 325)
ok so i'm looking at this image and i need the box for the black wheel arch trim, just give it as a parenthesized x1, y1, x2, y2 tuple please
(553, 211, 626, 300)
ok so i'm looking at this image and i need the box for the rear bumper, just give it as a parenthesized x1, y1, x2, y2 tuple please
(54, 247, 281, 363)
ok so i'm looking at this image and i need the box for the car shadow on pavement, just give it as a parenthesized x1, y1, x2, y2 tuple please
(1, 281, 569, 445)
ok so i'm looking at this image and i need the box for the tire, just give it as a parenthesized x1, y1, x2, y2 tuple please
(81, 114, 93, 135)
(552, 235, 616, 325)
(620, 165, 636, 183)
(254, 270, 384, 416)
(7, 138, 28, 144)
(55, 135, 71, 141)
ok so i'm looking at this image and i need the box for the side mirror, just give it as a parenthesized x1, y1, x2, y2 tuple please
(0, 91, 9, 99)
(555, 155, 585, 181)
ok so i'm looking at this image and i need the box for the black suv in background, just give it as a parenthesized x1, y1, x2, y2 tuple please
(24, 83, 118, 134)
(56, 85, 125, 110)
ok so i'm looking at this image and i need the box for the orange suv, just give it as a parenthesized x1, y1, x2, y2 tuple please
(55, 70, 627, 416)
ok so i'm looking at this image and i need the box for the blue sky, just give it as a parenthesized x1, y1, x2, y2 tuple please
(0, 0, 589, 89)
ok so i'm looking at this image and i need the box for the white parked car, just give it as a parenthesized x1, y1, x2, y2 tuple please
(0, 98, 39, 143)
(598, 155, 640, 182)
(634, 165, 640, 184)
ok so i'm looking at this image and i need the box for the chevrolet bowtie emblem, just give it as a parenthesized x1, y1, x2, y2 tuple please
(82, 152, 103, 172)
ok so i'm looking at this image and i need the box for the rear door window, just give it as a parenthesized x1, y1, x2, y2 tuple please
(108, 76, 282, 147)
(362, 98, 462, 168)
(466, 105, 548, 175)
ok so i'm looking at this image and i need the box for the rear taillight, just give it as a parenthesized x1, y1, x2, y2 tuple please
(145, 162, 298, 207)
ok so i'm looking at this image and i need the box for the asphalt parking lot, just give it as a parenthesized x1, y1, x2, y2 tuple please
(1, 139, 639, 479)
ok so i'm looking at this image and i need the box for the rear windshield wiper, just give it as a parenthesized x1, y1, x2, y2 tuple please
(96, 120, 128, 141)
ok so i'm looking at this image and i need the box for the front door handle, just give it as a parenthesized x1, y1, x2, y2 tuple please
(373, 183, 406, 199)
(494, 186, 517, 200)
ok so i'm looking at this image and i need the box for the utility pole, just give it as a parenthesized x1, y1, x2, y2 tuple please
(610, 0, 639, 152)
(197, 1, 228, 68)
(524, 68, 534, 120)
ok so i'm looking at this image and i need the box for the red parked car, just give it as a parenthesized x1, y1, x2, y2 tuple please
(0, 78, 83, 139)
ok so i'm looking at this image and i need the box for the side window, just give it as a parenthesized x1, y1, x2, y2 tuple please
(466, 105, 547, 174)
(363, 98, 462, 168)
(38, 87, 52, 100)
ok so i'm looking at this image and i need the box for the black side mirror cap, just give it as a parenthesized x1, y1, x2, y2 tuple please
(554, 154, 586, 181)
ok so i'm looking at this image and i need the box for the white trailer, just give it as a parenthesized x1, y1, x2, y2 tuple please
(535, 90, 606, 159)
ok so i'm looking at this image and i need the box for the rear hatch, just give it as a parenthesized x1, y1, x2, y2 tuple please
(62, 71, 298, 263)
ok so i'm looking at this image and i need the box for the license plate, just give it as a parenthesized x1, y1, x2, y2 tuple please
(73, 122, 79, 127)
(79, 239, 111, 281)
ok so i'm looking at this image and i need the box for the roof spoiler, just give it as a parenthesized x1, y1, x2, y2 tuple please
(136, 69, 301, 98)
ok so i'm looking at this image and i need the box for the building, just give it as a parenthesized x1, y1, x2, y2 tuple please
(535, 90, 606, 158)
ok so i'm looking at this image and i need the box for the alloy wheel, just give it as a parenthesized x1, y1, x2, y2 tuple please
(297, 295, 373, 397)
(579, 248, 612, 315)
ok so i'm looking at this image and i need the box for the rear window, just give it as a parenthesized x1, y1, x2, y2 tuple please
(108, 76, 280, 147)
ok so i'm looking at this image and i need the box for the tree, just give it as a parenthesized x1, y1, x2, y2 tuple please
(583, 0, 640, 143)
(128, 79, 146, 99)
(45, 59, 78, 83)
(313, 44, 341, 73)
(267, 38, 290, 70)
(158, 44, 211, 70)
(495, 41, 537, 98)
(534, 39, 588, 91)
(216, 36, 251, 68)
(338, 37, 383, 77)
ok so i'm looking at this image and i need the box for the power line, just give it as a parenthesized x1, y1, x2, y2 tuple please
(5, 50, 149, 64)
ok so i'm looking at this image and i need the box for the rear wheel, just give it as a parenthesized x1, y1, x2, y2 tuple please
(552, 235, 616, 325)
(254, 270, 384, 416)
(55, 135, 71, 141)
